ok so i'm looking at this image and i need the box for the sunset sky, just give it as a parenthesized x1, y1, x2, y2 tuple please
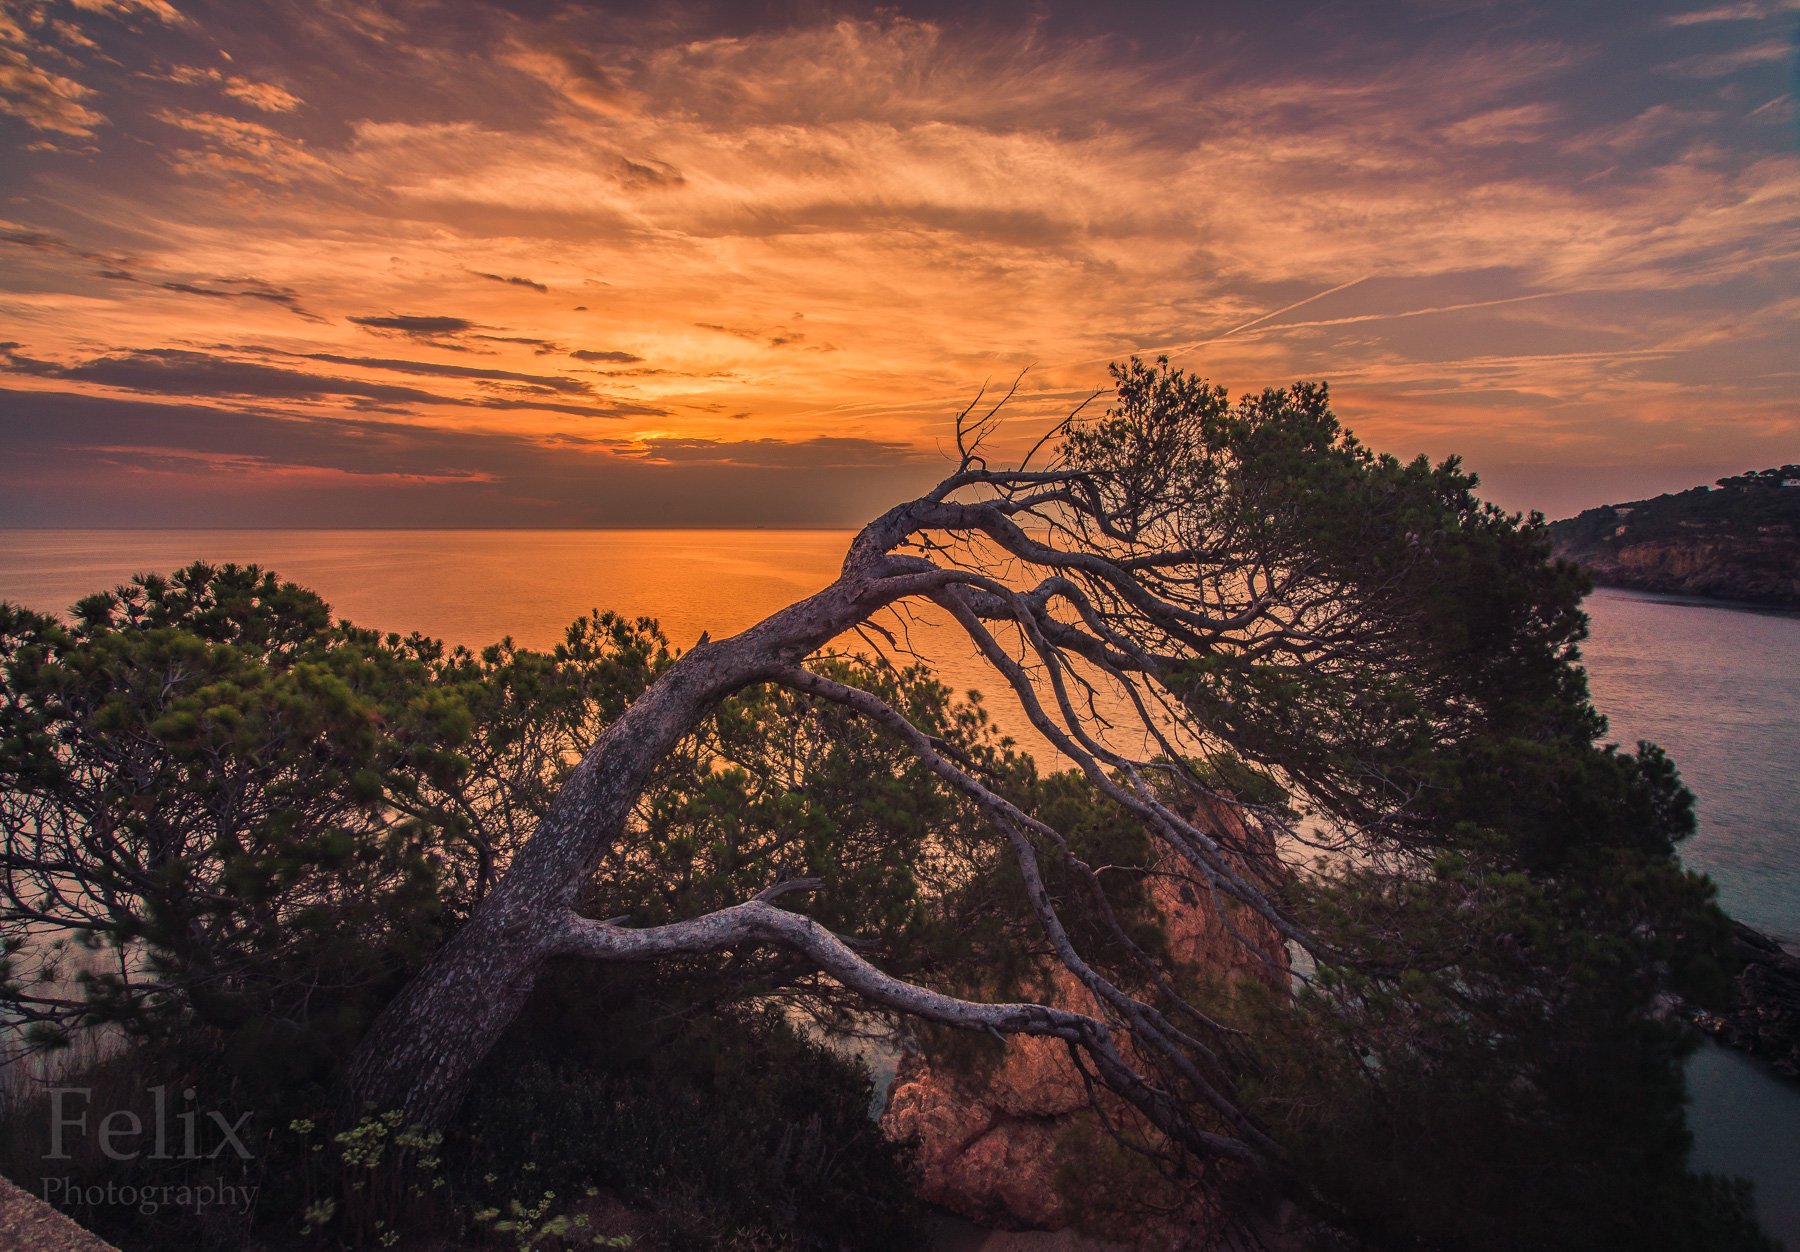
(1, 0, 1796, 527)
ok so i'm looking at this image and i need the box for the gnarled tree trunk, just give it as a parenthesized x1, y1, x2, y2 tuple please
(344, 540, 919, 1124)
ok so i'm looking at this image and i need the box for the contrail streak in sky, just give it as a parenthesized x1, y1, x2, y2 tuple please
(1074, 275, 1373, 368)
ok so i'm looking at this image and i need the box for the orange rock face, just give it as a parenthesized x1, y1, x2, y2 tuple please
(882, 799, 1288, 1241)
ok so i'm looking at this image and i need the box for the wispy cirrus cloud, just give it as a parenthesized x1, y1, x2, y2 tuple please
(166, 65, 302, 112)
(150, 106, 336, 180)
(0, 10, 106, 136)
(65, 0, 188, 26)
(1661, 1, 1800, 24)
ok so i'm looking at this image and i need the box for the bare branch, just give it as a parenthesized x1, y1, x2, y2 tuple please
(552, 895, 1260, 1164)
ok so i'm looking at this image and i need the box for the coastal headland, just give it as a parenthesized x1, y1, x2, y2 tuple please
(1549, 467, 1800, 606)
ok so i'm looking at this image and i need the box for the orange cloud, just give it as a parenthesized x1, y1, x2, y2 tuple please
(0, 4, 1794, 525)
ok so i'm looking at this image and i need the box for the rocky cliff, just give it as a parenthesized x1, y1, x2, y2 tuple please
(1548, 469, 1800, 606)
(881, 799, 1289, 1247)
(1559, 531, 1800, 603)
(1695, 922, 1800, 1081)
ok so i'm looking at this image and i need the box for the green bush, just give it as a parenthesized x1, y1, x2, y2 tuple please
(466, 998, 924, 1252)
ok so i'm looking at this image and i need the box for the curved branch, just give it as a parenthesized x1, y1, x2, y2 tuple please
(551, 896, 1260, 1164)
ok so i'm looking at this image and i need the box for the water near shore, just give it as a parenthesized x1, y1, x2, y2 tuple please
(1579, 588, 1800, 948)
(1576, 587, 1800, 1247)
(3, 533, 1797, 1243)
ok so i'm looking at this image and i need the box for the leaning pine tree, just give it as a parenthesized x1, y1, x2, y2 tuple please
(345, 358, 1735, 1229)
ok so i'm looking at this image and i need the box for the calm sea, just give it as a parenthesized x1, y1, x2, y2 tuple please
(2, 531, 1796, 1243)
